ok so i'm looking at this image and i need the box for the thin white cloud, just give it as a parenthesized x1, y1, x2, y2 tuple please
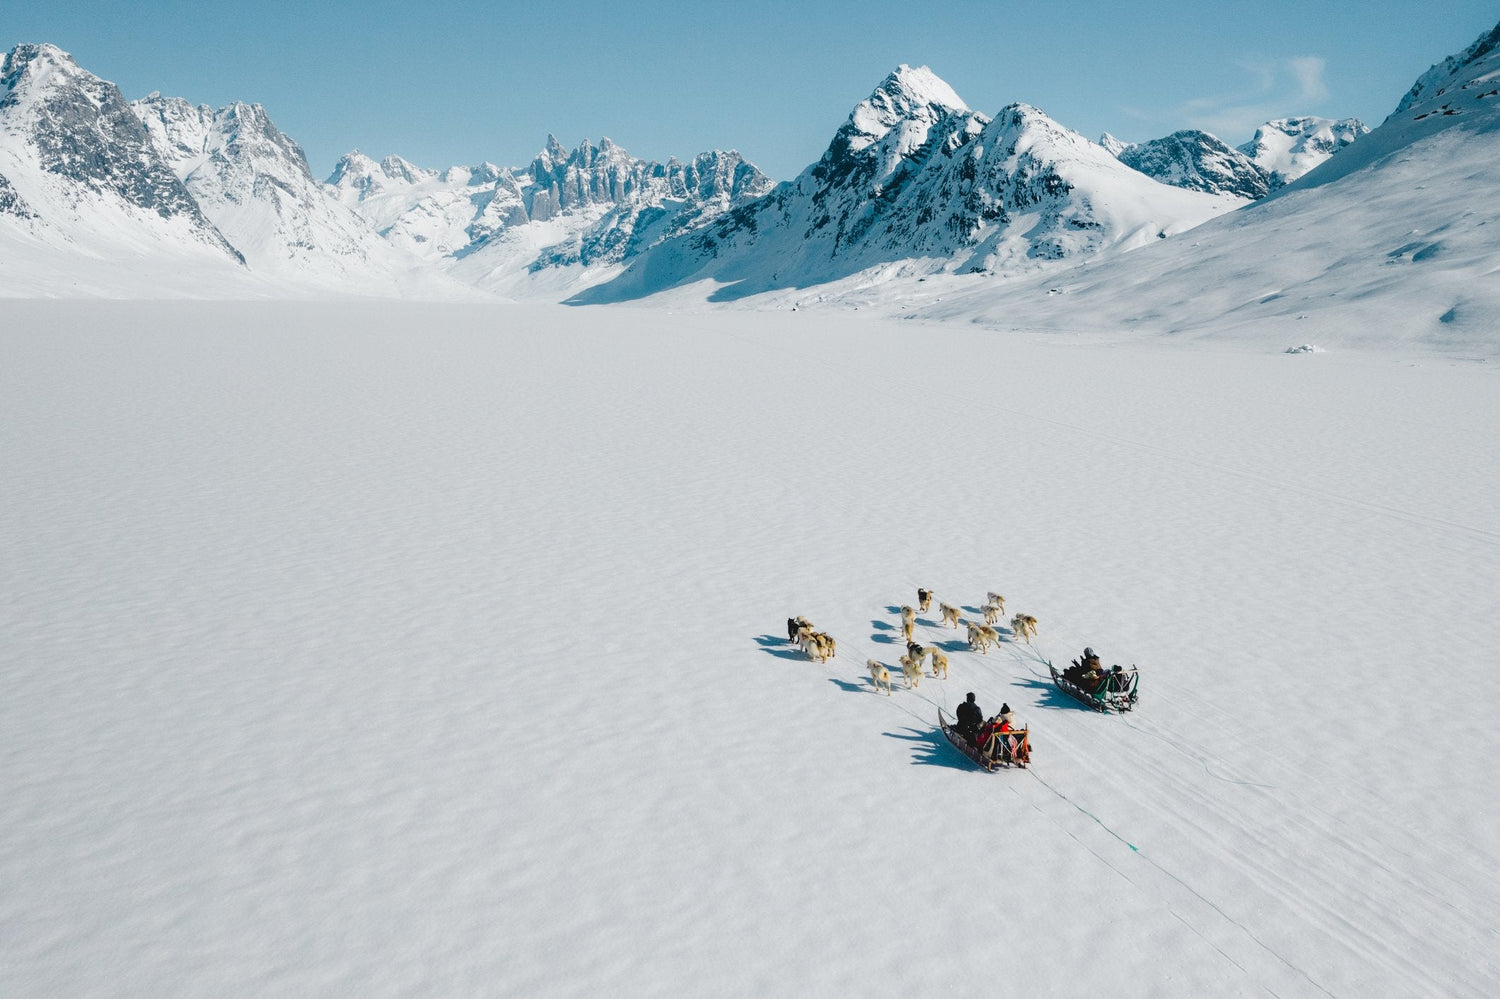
(1288, 56, 1330, 103)
(1122, 55, 1333, 144)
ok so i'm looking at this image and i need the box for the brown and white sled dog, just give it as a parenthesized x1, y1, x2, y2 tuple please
(900, 605, 917, 642)
(1010, 614, 1038, 644)
(939, 602, 963, 628)
(917, 588, 933, 613)
(899, 654, 924, 688)
(801, 630, 836, 662)
(928, 649, 950, 679)
(986, 593, 1005, 615)
(867, 659, 892, 695)
(967, 621, 999, 653)
(982, 601, 1003, 625)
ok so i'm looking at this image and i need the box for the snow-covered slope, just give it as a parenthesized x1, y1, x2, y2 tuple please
(1116, 129, 1271, 199)
(912, 20, 1500, 358)
(0, 43, 250, 294)
(1237, 116, 1368, 189)
(132, 94, 459, 296)
(328, 135, 772, 298)
(574, 67, 1240, 304)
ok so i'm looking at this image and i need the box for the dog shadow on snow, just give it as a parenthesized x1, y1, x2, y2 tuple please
(884, 726, 971, 771)
(753, 634, 809, 661)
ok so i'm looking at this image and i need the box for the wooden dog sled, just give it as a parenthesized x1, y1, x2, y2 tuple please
(939, 710, 1030, 771)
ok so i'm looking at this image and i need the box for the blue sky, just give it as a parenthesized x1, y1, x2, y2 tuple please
(9, 2, 1498, 180)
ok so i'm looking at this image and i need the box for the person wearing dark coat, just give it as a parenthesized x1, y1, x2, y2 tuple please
(956, 692, 983, 741)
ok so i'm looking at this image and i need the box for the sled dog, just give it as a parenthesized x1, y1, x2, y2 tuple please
(1011, 614, 1038, 644)
(939, 603, 963, 628)
(867, 659, 892, 695)
(928, 649, 949, 679)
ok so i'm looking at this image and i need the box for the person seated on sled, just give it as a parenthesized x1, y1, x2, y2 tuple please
(978, 704, 1016, 760)
(956, 692, 983, 743)
(1066, 648, 1103, 685)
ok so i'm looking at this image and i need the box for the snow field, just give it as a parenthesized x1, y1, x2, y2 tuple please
(2, 301, 1498, 996)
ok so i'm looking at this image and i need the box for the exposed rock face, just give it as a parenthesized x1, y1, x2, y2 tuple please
(328, 133, 773, 278)
(0, 43, 242, 261)
(1116, 129, 1272, 200)
(575, 67, 1238, 303)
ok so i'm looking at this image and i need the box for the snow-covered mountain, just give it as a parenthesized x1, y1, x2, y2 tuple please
(0, 43, 245, 277)
(131, 94, 448, 293)
(575, 66, 1241, 303)
(1237, 117, 1368, 189)
(914, 19, 1500, 356)
(1115, 129, 1271, 199)
(328, 135, 772, 297)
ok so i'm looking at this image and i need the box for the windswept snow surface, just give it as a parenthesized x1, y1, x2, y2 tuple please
(4, 301, 1499, 997)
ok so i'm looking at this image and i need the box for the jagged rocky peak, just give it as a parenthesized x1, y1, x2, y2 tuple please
(810, 65, 987, 196)
(1, 42, 79, 96)
(379, 154, 433, 185)
(326, 150, 430, 197)
(1115, 128, 1270, 200)
(1395, 19, 1500, 115)
(1237, 117, 1367, 188)
(0, 41, 241, 262)
(1098, 132, 1133, 156)
(853, 64, 969, 135)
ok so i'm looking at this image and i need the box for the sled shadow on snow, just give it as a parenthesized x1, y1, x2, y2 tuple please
(1015, 675, 1088, 711)
(885, 726, 971, 771)
(753, 635, 808, 661)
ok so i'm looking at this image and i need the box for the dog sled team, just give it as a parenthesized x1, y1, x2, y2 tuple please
(788, 585, 1137, 770)
(795, 588, 1036, 697)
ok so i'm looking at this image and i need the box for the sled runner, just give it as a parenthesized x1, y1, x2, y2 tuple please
(1050, 661, 1139, 712)
(939, 709, 1030, 771)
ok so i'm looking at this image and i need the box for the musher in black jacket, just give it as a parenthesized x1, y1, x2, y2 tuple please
(956, 692, 983, 742)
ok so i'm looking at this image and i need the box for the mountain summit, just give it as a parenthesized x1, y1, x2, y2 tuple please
(574, 67, 1238, 303)
(0, 43, 242, 264)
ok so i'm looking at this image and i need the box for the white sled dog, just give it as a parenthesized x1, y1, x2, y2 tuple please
(899, 654, 924, 688)
(939, 602, 963, 628)
(867, 659, 893, 695)
(1010, 614, 1038, 644)
(928, 649, 950, 679)
(982, 602, 1003, 625)
(986, 593, 1005, 615)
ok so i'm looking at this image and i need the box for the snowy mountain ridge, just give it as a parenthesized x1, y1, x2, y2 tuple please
(1114, 128, 1271, 199)
(326, 133, 774, 297)
(0, 43, 244, 266)
(908, 19, 1500, 357)
(129, 92, 449, 294)
(1236, 116, 1368, 188)
(575, 70, 1240, 303)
